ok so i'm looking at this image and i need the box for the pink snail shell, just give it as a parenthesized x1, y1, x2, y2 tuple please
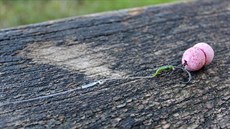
(182, 43, 214, 71)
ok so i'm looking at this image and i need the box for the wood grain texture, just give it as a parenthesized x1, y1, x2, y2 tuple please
(1, 0, 230, 128)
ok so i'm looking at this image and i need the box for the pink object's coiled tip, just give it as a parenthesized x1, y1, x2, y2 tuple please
(182, 42, 214, 71)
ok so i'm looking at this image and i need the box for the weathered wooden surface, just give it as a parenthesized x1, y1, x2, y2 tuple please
(0, 0, 230, 128)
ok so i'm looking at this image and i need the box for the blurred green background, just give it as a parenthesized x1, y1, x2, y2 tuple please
(0, 0, 178, 29)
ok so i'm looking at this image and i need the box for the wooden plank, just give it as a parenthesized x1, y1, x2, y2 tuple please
(0, 0, 230, 128)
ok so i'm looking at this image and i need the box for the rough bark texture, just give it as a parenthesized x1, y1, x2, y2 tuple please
(0, 0, 230, 128)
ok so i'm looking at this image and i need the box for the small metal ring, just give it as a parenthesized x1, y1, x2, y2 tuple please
(174, 66, 192, 83)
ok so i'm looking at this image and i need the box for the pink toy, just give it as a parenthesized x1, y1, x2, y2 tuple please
(182, 43, 214, 71)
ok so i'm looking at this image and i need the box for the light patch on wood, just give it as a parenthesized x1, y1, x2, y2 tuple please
(228, 5, 230, 11)
(128, 8, 145, 16)
(18, 41, 126, 78)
